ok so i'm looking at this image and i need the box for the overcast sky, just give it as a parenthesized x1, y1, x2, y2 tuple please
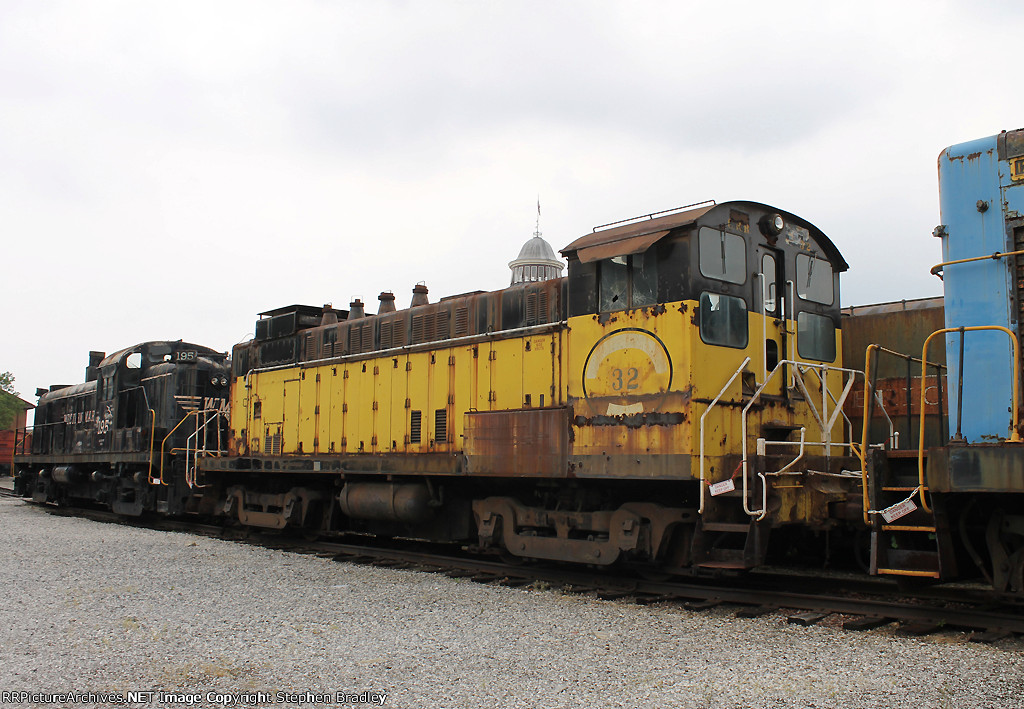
(3, 0, 1024, 407)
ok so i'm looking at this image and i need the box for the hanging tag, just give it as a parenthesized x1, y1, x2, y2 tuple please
(709, 479, 736, 496)
(880, 497, 917, 523)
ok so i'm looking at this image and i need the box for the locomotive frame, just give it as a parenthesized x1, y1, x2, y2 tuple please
(195, 200, 865, 574)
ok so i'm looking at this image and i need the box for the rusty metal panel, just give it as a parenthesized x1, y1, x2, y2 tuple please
(842, 298, 948, 448)
(927, 445, 1024, 493)
(464, 407, 569, 476)
(576, 229, 669, 264)
(841, 298, 946, 376)
(846, 376, 947, 418)
(560, 204, 715, 257)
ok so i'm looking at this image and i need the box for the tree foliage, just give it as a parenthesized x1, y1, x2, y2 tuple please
(0, 372, 25, 430)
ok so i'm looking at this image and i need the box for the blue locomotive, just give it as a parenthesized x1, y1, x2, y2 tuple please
(861, 129, 1024, 594)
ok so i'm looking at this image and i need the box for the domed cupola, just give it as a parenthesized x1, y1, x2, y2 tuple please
(509, 201, 565, 285)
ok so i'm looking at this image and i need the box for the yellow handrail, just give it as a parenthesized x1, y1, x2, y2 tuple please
(144, 408, 156, 484)
(156, 410, 201, 486)
(918, 326, 1021, 513)
(930, 249, 1024, 278)
(857, 343, 951, 522)
(857, 345, 878, 525)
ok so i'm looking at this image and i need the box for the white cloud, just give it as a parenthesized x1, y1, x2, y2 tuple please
(2, 0, 1024, 403)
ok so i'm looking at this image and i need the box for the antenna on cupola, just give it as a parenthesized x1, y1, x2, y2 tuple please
(508, 196, 565, 285)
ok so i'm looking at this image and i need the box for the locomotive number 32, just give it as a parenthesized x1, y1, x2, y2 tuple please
(611, 367, 640, 391)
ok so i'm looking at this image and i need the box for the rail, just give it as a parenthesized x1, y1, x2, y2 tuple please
(155, 409, 227, 486)
(857, 344, 945, 524)
(698, 356, 751, 514)
(930, 249, 1024, 279)
(741, 359, 861, 520)
(185, 409, 225, 488)
(917, 326, 1021, 513)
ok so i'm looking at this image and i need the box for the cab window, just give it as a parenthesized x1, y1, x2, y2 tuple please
(797, 311, 837, 362)
(699, 292, 748, 348)
(599, 252, 658, 311)
(699, 227, 746, 284)
(795, 254, 834, 305)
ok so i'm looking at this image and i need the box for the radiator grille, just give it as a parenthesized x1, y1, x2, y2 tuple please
(410, 410, 422, 444)
(434, 409, 447, 443)
(264, 431, 282, 455)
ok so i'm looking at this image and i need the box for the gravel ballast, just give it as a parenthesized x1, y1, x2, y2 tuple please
(0, 495, 1022, 709)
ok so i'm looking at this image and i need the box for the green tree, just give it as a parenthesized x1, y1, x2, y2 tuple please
(0, 371, 25, 430)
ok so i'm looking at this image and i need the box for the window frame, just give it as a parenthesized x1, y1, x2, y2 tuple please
(699, 291, 749, 349)
(598, 251, 659, 312)
(698, 227, 747, 285)
(796, 310, 837, 362)
(795, 253, 835, 305)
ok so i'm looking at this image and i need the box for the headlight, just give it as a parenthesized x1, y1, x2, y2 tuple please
(220, 376, 228, 386)
(759, 213, 785, 238)
(211, 377, 218, 386)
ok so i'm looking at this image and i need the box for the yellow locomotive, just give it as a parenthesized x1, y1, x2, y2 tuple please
(204, 200, 862, 574)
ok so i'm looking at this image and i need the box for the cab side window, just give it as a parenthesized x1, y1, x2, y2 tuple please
(797, 312, 837, 362)
(699, 292, 748, 348)
(598, 251, 658, 312)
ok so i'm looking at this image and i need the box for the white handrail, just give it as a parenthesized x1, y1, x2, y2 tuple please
(699, 356, 751, 514)
(740, 359, 863, 520)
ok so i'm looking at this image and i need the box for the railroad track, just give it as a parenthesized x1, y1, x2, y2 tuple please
(14, 495, 1024, 640)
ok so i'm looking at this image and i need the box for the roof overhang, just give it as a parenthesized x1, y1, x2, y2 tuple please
(560, 201, 848, 273)
(560, 203, 716, 262)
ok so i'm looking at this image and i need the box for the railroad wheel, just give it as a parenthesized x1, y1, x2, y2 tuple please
(987, 509, 1024, 595)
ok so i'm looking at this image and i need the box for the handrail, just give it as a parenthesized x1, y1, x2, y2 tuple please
(185, 411, 225, 488)
(771, 427, 806, 476)
(758, 272, 768, 384)
(857, 344, 925, 524)
(156, 408, 227, 486)
(930, 249, 1024, 278)
(857, 345, 877, 524)
(741, 359, 862, 520)
(698, 356, 751, 514)
(918, 326, 1021, 513)
(144, 408, 156, 484)
(157, 413, 190, 485)
(156, 410, 201, 486)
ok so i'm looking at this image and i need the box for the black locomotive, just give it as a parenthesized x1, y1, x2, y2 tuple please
(15, 341, 229, 516)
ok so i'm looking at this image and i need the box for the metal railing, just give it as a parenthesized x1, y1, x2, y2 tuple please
(740, 360, 861, 520)
(155, 409, 227, 487)
(856, 344, 946, 524)
(930, 249, 1024, 279)
(698, 357, 866, 521)
(916, 326, 1021, 513)
(698, 357, 750, 514)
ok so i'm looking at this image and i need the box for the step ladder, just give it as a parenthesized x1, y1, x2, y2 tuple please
(692, 518, 770, 571)
(867, 449, 956, 580)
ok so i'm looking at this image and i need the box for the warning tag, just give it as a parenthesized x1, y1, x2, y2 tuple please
(880, 497, 918, 523)
(709, 478, 736, 496)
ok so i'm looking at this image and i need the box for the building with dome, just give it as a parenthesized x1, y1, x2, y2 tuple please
(508, 209, 565, 285)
